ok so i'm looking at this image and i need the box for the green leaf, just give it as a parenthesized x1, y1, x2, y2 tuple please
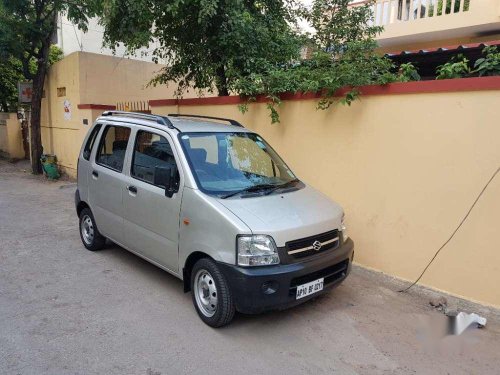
(0, 1, 98, 111)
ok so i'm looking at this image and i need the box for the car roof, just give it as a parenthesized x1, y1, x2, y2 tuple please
(169, 117, 250, 133)
(96, 113, 251, 134)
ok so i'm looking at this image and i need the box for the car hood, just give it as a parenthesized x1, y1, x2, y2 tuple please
(218, 185, 343, 247)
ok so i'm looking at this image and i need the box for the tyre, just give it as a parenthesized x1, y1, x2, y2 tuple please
(191, 258, 235, 327)
(79, 207, 106, 251)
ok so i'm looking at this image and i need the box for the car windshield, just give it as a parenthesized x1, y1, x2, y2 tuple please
(179, 132, 298, 196)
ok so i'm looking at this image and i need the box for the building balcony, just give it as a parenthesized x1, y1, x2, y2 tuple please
(367, 0, 500, 50)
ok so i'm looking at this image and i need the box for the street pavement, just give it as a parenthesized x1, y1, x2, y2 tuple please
(1, 159, 500, 375)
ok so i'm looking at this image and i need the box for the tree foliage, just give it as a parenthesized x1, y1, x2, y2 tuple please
(233, 0, 393, 122)
(0, 46, 63, 112)
(396, 62, 420, 82)
(0, 0, 100, 173)
(0, 57, 22, 112)
(100, 0, 303, 96)
(474, 46, 500, 77)
(310, 0, 381, 52)
(100, 0, 394, 123)
(435, 46, 500, 80)
(436, 54, 472, 80)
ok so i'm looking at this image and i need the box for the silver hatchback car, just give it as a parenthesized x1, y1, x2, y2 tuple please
(76, 111, 354, 327)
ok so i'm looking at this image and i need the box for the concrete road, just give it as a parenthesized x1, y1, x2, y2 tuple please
(1, 159, 500, 375)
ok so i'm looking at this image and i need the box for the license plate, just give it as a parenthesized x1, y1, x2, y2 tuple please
(296, 277, 324, 300)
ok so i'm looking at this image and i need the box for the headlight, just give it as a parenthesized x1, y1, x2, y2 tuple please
(237, 235, 280, 266)
(341, 213, 348, 242)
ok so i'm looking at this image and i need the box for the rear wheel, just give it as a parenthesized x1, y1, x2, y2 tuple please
(79, 207, 106, 251)
(191, 258, 235, 327)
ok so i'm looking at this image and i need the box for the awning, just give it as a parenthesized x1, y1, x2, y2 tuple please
(385, 40, 500, 79)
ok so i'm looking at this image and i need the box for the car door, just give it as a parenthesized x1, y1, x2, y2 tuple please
(78, 124, 102, 203)
(122, 127, 183, 273)
(88, 124, 132, 242)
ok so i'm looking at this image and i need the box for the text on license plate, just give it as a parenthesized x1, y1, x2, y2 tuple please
(296, 277, 324, 300)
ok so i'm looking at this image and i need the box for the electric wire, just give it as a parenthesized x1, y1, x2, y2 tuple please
(72, 23, 83, 51)
(399, 166, 500, 293)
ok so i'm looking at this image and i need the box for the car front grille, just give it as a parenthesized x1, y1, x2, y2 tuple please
(285, 229, 339, 259)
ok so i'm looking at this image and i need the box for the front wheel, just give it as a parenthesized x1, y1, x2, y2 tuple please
(191, 258, 235, 327)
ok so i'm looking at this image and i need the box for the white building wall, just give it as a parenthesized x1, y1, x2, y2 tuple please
(55, 15, 162, 63)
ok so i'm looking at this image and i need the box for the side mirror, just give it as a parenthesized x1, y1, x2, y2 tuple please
(154, 165, 178, 198)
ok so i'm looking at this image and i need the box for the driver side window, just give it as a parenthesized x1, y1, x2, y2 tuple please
(131, 130, 179, 187)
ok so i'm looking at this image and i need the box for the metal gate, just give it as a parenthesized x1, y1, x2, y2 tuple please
(116, 101, 151, 114)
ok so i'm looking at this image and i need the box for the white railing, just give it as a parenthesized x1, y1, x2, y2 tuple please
(371, 0, 471, 26)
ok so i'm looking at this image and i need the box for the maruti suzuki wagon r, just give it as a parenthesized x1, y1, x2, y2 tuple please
(75, 111, 354, 327)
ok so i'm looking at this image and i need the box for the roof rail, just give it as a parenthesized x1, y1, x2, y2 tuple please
(101, 111, 177, 130)
(167, 113, 244, 128)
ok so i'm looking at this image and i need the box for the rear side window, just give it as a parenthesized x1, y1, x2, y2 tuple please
(96, 125, 131, 172)
(83, 124, 102, 160)
(131, 130, 177, 185)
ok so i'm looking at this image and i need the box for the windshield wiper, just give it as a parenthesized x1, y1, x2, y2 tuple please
(263, 178, 300, 195)
(220, 183, 280, 199)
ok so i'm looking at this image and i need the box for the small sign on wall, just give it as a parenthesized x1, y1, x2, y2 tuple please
(18, 82, 33, 103)
(63, 99, 71, 120)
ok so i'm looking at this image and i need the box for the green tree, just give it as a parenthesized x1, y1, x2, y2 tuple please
(233, 0, 393, 122)
(0, 46, 63, 113)
(0, 1, 99, 173)
(0, 57, 23, 112)
(310, 0, 381, 53)
(99, 0, 303, 96)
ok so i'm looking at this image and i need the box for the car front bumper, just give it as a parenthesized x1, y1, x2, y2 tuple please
(217, 238, 354, 314)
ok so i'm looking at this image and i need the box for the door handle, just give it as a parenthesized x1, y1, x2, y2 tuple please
(92, 170, 99, 178)
(127, 185, 138, 194)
